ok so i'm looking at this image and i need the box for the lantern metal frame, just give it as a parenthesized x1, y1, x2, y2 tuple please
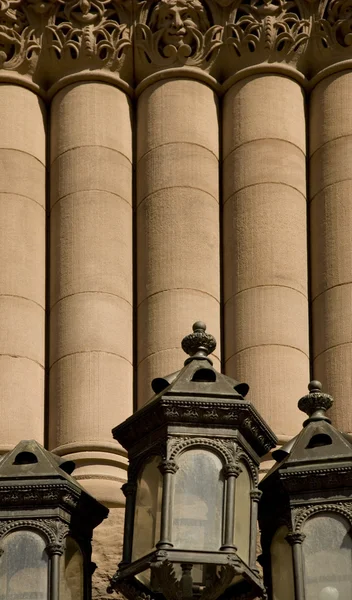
(0, 439, 108, 600)
(109, 322, 277, 600)
(259, 381, 352, 600)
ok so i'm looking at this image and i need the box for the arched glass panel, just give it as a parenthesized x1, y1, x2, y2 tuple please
(234, 462, 251, 562)
(0, 530, 48, 600)
(59, 537, 84, 600)
(303, 513, 352, 599)
(172, 449, 224, 551)
(270, 526, 294, 600)
(132, 456, 163, 561)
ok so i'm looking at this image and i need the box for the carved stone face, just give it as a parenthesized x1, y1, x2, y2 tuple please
(154, 0, 203, 47)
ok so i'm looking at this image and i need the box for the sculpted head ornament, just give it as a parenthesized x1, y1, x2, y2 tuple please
(150, 0, 210, 48)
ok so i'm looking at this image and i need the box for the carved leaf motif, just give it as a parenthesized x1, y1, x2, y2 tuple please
(151, 560, 182, 600)
(199, 564, 237, 600)
(0, 2, 40, 71)
(225, 0, 309, 60)
(316, 0, 352, 50)
(45, 0, 131, 68)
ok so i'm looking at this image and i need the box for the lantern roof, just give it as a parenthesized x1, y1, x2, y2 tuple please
(260, 381, 352, 494)
(0, 439, 108, 526)
(113, 322, 277, 458)
(0, 439, 77, 482)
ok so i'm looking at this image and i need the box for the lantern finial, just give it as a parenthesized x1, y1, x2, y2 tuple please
(181, 321, 216, 363)
(298, 380, 334, 425)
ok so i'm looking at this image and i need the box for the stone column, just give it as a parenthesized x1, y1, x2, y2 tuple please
(0, 84, 46, 452)
(310, 72, 352, 432)
(49, 81, 133, 505)
(136, 78, 221, 406)
(223, 75, 309, 440)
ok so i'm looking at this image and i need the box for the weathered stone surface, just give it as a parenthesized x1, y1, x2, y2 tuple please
(92, 507, 125, 600)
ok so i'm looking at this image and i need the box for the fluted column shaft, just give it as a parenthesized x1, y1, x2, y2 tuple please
(0, 84, 46, 451)
(223, 75, 309, 439)
(310, 72, 352, 432)
(49, 82, 133, 505)
(136, 79, 221, 406)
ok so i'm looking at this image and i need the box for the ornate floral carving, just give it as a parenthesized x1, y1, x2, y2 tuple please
(241, 418, 272, 454)
(135, 0, 222, 70)
(0, 0, 40, 71)
(224, 0, 309, 67)
(315, 0, 352, 55)
(223, 461, 242, 478)
(45, 0, 131, 71)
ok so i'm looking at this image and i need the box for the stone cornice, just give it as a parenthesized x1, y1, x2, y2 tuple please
(2, 0, 352, 94)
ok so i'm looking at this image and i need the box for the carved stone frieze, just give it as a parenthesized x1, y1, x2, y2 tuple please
(2, 0, 352, 87)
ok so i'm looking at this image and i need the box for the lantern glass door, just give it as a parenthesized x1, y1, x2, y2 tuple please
(270, 526, 294, 600)
(132, 456, 163, 561)
(303, 514, 352, 599)
(59, 536, 84, 600)
(0, 530, 48, 600)
(234, 462, 251, 562)
(172, 449, 224, 551)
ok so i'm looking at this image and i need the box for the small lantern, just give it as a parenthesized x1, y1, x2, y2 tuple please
(0, 439, 108, 600)
(109, 322, 277, 600)
(259, 381, 352, 600)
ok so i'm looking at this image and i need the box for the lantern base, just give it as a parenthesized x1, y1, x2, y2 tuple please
(108, 549, 266, 600)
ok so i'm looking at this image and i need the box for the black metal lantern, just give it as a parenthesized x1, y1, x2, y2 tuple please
(0, 439, 108, 600)
(259, 381, 352, 600)
(109, 322, 276, 600)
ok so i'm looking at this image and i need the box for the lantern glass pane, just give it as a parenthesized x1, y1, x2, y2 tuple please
(59, 536, 84, 600)
(270, 526, 294, 600)
(303, 513, 352, 600)
(0, 530, 48, 600)
(234, 462, 251, 562)
(172, 449, 224, 551)
(132, 456, 163, 561)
